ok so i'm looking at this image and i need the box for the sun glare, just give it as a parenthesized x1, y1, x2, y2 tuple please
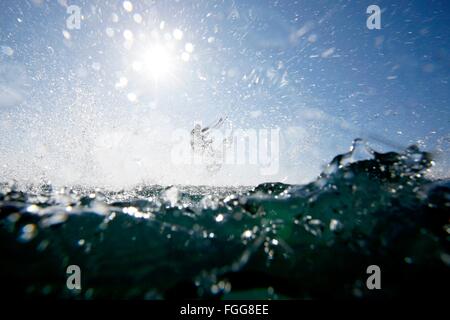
(133, 44, 175, 81)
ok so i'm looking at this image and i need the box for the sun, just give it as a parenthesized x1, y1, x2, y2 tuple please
(133, 44, 175, 82)
(142, 45, 174, 79)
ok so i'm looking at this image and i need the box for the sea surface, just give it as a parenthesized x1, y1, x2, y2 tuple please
(1, 140, 449, 299)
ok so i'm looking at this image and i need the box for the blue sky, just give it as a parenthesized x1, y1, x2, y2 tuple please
(0, 0, 449, 186)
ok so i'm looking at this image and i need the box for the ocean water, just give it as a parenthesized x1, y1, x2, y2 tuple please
(0, 141, 448, 299)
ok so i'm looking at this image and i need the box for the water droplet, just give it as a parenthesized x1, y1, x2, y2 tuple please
(123, 29, 134, 41)
(329, 219, 343, 233)
(105, 27, 115, 37)
(127, 92, 137, 102)
(115, 76, 128, 88)
(37, 240, 49, 251)
(62, 30, 71, 40)
(321, 47, 335, 58)
(302, 216, 324, 237)
(133, 13, 142, 24)
(40, 213, 68, 228)
(122, 1, 133, 12)
(173, 28, 183, 40)
(440, 252, 450, 266)
(181, 52, 190, 62)
(26, 204, 40, 214)
(185, 42, 194, 53)
(111, 13, 119, 23)
(91, 62, 101, 71)
(1, 46, 14, 56)
(242, 230, 253, 239)
(19, 224, 38, 242)
(211, 284, 219, 294)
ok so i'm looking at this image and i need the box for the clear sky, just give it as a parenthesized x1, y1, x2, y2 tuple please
(0, 0, 449, 187)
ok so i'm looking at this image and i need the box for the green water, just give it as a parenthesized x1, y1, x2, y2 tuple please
(0, 142, 448, 299)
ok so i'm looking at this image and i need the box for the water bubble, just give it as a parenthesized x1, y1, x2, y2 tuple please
(215, 214, 224, 222)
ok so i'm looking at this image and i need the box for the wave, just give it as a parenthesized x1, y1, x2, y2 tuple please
(0, 140, 448, 299)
